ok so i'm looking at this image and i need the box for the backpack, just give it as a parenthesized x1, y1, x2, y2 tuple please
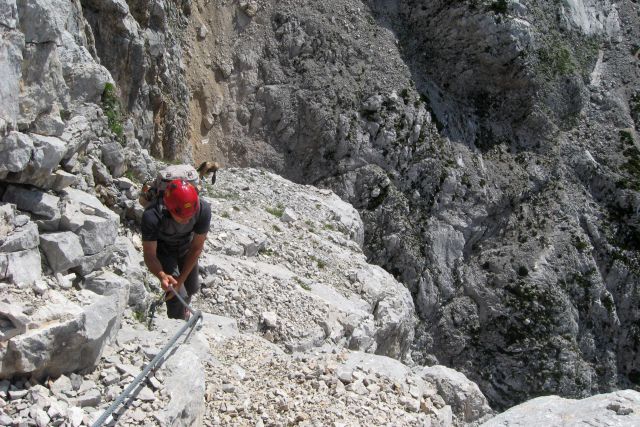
(139, 164, 200, 208)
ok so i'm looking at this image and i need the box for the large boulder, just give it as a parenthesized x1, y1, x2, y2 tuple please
(3, 185, 60, 220)
(39, 231, 84, 273)
(0, 0, 23, 130)
(481, 390, 640, 427)
(82, 271, 129, 306)
(0, 221, 39, 252)
(100, 141, 126, 178)
(160, 346, 206, 426)
(0, 132, 33, 178)
(0, 248, 42, 284)
(0, 289, 127, 380)
(420, 365, 493, 425)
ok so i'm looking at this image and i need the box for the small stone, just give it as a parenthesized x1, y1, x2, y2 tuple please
(67, 406, 84, 427)
(69, 374, 83, 391)
(148, 377, 162, 390)
(47, 400, 67, 418)
(115, 177, 134, 190)
(261, 311, 278, 328)
(32, 280, 48, 295)
(8, 389, 28, 399)
(280, 208, 298, 223)
(132, 408, 146, 422)
(337, 368, 353, 384)
(0, 414, 12, 425)
(50, 375, 73, 397)
(33, 409, 50, 427)
(137, 386, 155, 402)
(198, 25, 208, 40)
(106, 385, 122, 401)
(222, 383, 235, 393)
(72, 388, 101, 407)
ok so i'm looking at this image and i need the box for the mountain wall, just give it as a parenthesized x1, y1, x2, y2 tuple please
(177, 0, 640, 409)
(3, 0, 640, 415)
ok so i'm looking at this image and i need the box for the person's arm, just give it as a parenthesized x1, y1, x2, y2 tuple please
(143, 240, 177, 291)
(175, 233, 207, 287)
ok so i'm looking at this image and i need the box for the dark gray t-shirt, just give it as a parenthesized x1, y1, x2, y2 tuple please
(141, 199, 211, 255)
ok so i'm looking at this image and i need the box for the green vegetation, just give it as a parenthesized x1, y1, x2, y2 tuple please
(124, 169, 138, 182)
(260, 247, 276, 256)
(132, 310, 146, 323)
(487, 0, 508, 15)
(210, 190, 240, 200)
(294, 276, 311, 291)
(619, 130, 640, 191)
(265, 203, 285, 218)
(272, 224, 282, 232)
(101, 83, 125, 144)
(323, 223, 336, 231)
(310, 255, 327, 269)
(221, 211, 230, 219)
(517, 266, 529, 277)
(537, 43, 576, 77)
(573, 238, 588, 252)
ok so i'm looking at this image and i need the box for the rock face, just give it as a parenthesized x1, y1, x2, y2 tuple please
(199, 168, 415, 360)
(0, 289, 127, 380)
(481, 390, 640, 427)
(2, 0, 640, 423)
(181, 0, 640, 409)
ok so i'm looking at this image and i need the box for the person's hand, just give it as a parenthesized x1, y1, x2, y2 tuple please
(159, 272, 178, 292)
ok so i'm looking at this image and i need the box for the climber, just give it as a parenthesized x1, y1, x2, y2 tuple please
(141, 179, 211, 319)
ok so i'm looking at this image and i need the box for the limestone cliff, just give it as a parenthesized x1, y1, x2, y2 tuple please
(2, 0, 640, 417)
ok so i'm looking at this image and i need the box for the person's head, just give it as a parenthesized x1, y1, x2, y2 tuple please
(163, 180, 199, 224)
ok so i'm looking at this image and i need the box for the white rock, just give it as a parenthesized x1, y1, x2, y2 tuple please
(39, 231, 84, 273)
(280, 207, 298, 223)
(261, 311, 278, 328)
(66, 406, 84, 427)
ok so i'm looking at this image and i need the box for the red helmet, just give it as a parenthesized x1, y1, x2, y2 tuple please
(163, 180, 199, 220)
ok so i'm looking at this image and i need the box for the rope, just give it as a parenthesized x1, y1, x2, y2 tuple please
(91, 286, 202, 427)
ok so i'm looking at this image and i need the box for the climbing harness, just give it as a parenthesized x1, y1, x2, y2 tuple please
(91, 287, 202, 427)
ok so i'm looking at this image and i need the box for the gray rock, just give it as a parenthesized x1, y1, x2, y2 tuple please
(33, 408, 50, 427)
(261, 311, 278, 328)
(1, 248, 42, 284)
(72, 249, 115, 277)
(0, 132, 33, 175)
(65, 61, 112, 105)
(50, 170, 77, 191)
(31, 105, 65, 137)
(71, 388, 101, 408)
(101, 141, 126, 178)
(16, 0, 66, 43)
(39, 232, 84, 273)
(92, 159, 112, 186)
(32, 280, 48, 295)
(481, 390, 640, 427)
(161, 346, 206, 426)
(82, 271, 130, 299)
(61, 188, 120, 223)
(3, 186, 60, 220)
(0, 221, 39, 252)
(421, 365, 492, 425)
(66, 406, 84, 427)
(0, 301, 28, 340)
(0, 414, 12, 426)
(0, 0, 17, 28)
(76, 215, 118, 256)
(29, 134, 68, 175)
(280, 207, 298, 223)
(0, 290, 127, 380)
(60, 114, 95, 161)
